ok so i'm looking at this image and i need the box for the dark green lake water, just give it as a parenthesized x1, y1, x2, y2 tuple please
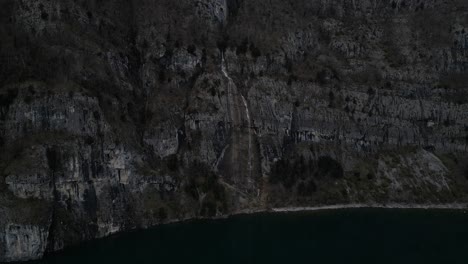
(33, 209, 468, 264)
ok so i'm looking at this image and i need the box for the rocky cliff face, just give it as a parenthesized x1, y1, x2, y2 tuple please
(1, 0, 468, 261)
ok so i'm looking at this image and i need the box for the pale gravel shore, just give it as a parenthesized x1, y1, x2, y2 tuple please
(161, 203, 468, 227)
(271, 203, 468, 213)
(104, 203, 468, 238)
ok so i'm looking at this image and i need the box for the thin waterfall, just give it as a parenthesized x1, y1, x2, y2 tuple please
(241, 94, 252, 173)
(221, 53, 253, 178)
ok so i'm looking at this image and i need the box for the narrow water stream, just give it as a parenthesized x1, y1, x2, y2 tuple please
(220, 55, 253, 183)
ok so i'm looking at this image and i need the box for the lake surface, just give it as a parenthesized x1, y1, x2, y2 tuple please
(33, 209, 468, 264)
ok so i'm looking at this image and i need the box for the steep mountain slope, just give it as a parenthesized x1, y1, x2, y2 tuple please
(1, 0, 468, 261)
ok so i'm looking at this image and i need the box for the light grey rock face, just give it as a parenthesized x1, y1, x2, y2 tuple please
(5, 146, 52, 201)
(3, 85, 104, 143)
(1, 0, 468, 261)
(3, 225, 49, 262)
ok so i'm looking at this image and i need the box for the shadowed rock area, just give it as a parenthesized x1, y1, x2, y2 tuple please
(1, 0, 468, 261)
